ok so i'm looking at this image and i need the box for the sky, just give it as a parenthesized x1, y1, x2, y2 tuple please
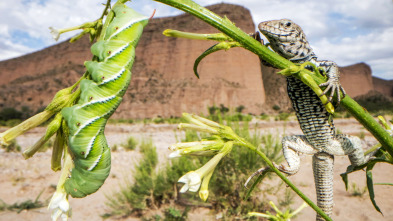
(0, 0, 392, 80)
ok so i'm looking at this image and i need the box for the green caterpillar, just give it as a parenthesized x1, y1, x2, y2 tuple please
(61, 4, 148, 198)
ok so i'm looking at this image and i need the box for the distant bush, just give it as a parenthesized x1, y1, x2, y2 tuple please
(235, 105, 245, 113)
(0, 107, 22, 121)
(1, 139, 21, 152)
(260, 113, 269, 120)
(1, 119, 22, 127)
(275, 112, 291, 121)
(354, 91, 393, 114)
(153, 117, 165, 124)
(124, 136, 138, 151)
(272, 105, 281, 111)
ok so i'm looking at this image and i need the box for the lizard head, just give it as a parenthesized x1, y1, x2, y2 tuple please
(258, 19, 313, 61)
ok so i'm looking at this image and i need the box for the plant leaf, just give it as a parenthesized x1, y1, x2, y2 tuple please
(366, 163, 383, 215)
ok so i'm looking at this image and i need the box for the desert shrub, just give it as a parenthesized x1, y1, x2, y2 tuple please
(124, 136, 138, 151)
(272, 105, 280, 111)
(235, 105, 245, 113)
(0, 107, 22, 121)
(260, 113, 270, 120)
(275, 112, 291, 121)
(153, 117, 165, 124)
(1, 139, 21, 152)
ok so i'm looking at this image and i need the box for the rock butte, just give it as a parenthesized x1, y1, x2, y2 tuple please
(0, 4, 391, 118)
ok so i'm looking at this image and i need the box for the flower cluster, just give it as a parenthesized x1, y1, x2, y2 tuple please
(169, 113, 238, 201)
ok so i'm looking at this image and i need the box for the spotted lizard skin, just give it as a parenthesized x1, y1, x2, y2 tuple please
(258, 19, 371, 220)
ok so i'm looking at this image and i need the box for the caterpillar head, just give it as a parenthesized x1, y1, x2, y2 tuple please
(258, 19, 313, 61)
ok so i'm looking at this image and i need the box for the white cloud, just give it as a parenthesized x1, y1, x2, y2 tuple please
(0, 0, 392, 79)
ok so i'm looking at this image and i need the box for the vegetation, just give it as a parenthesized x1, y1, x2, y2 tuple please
(1, 139, 21, 152)
(105, 117, 285, 219)
(0, 190, 45, 213)
(348, 183, 367, 198)
(123, 136, 139, 151)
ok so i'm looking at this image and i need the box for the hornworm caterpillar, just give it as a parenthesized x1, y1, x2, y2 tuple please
(61, 4, 148, 198)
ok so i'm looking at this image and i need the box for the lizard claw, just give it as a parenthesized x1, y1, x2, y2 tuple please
(319, 80, 346, 105)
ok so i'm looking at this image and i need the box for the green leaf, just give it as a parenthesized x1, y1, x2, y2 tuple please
(366, 163, 383, 215)
(340, 172, 349, 191)
(193, 42, 240, 78)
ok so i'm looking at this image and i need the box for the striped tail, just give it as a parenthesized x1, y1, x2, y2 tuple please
(312, 152, 334, 221)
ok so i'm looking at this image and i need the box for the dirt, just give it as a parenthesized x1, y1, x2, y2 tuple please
(1, 118, 393, 221)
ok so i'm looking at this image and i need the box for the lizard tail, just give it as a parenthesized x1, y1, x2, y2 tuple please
(313, 152, 334, 221)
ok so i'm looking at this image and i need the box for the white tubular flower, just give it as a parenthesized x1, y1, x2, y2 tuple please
(177, 142, 233, 194)
(169, 140, 223, 158)
(48, 189, 71, 221)
(169, 150, 182, 159)
(49, 27, 60, 41)
(178, 171, 202, 192)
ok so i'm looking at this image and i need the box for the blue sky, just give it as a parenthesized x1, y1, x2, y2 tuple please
(1, 0, 392, 79)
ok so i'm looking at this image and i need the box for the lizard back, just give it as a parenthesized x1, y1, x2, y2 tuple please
(259, 19, 335, 150)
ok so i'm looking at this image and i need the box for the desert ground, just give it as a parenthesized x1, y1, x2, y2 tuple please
(1, 118, 393, 221)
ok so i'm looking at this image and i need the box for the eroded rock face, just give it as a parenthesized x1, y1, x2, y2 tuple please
(373, 76, 393, 98)
(0, 4, 391, 119)
(0, 3, 265, 119)
(339, 62, 374, 98)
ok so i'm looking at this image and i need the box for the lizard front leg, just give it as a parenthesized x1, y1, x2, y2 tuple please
(317, 62, 346, 104)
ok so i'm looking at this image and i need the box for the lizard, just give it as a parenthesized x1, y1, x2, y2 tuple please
(253, 19, 374, 220)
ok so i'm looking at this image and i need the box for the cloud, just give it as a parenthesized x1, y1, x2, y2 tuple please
(0, 0, 392, 79)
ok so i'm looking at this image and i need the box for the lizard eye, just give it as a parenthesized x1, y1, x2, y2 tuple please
(285, 22, 292, 27)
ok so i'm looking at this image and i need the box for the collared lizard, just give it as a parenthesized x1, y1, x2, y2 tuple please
(255, 19, 373, 220)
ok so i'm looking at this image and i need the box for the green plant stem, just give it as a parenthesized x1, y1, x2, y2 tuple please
(235, 138, 332, 221)
(163, 29, 231, 41)
(153, 0, 393, 157)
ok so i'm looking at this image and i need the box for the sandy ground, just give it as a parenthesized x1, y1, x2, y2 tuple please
(1, 118, 393, 221)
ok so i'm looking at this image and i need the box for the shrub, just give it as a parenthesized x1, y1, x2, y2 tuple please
(0, 107, 22, 121)
(2, 139, 21, 152)
(124, 136, 138, 151)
